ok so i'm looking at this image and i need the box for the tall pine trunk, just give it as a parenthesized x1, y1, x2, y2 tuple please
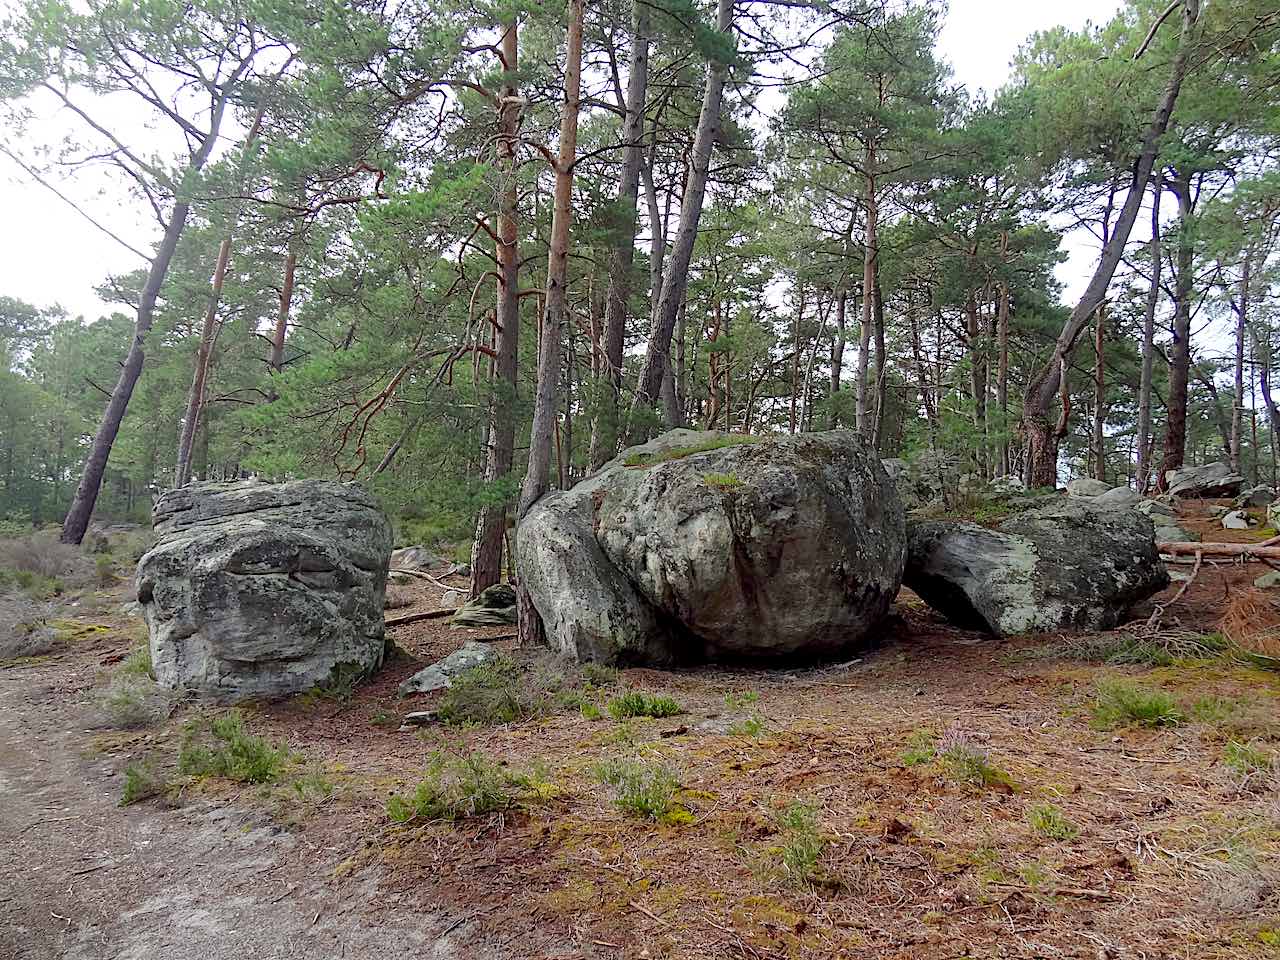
(174, 103, 271, 489)
(1231, 248, 1250, 475)
(270, 247, 297, 374)
(471, 20, 523, 597)
(515, 0, 584, 647)
(855, 157, 878, 437)
(1135, 179, 1162, 494)
(1092, 303, 1106, 482)
(629, 0, 732, 435)
(1160, 167, 1194, 485)
(174, 235, 233, 487)
(590, 1, 650, 468)
(996, 280, 1010, 476)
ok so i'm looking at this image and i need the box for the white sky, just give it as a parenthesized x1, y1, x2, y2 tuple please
(0, 0, 1124, 321)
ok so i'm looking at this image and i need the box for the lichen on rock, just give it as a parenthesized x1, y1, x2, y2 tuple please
(137, 479, 392, 702)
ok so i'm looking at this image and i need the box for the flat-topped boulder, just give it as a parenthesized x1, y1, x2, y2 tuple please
(1165, 462, 1246, 499)
(904, 499, 1169, 636)
(137, 479, 392, 702)
(519, 430, 906, 665)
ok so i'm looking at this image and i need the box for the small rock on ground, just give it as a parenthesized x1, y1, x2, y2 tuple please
(398, 641, 497, 696)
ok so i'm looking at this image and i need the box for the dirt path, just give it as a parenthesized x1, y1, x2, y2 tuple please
(0, 664, 474, 960)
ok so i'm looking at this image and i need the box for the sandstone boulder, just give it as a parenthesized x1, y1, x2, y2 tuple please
(1095, 486, 1141, 508)
(904, 499, 1169, 636)
(390, 545, 447, 571)
(1234, 485, 1275, 509)
(1165, 462, 1246, 498)
(137, 479, 392, 702)
(519, 430, 906, 665)
(398, 641, 497, 696)
(450, 583, 517, 626)
(1066, 478, 1112, 498)
(881, 452, 955, 510)
(1222, 510, 1254, 530)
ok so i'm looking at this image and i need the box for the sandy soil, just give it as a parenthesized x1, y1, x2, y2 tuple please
(2, 497, 1278, 960)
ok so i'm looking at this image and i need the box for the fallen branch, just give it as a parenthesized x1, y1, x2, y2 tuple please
(385, 609, 458, 628)
(1158, 540, 1280, 559)
(389, 567, 457, 591)
(1147, 550, 1202, 631)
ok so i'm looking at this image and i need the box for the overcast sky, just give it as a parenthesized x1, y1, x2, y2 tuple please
(0, 0, 1124, 321)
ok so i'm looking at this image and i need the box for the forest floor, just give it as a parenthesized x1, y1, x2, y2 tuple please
(3, 498, 1279, 959)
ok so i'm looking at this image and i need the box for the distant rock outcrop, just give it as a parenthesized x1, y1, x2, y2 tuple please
(519, 430, 906, 665)
(1165, 462, 1246, 499)
(137, 479, 392, 702)
(904, 499, 1169, 636)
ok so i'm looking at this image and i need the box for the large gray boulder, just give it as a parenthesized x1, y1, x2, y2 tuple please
(881, 452, 955, 511)
(1165, 462, 1246, 498)
(1234, 485, 1275, 509)
(1066, 477, 1112, 499)
(905, 499, 1169, 636)
(519, 430, 906, 665)
(137, 479, 392, 702)
(1095, 486, 1141, 508)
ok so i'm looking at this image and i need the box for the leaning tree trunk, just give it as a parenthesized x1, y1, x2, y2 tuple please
(471, 19, 523, 597)
(515, 0, 584, 647)
(1135, 179, 1162, 494)
(590, 0, 650, 469)
(628, 0, 733, 437)
(1019, 0, 1198, 488)
(1160, 167, 1194, 486)
(60, 86, 233, 542)
(60, 201, 193, 543)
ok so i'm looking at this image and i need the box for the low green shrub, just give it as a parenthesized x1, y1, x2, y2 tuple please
(775, 801, 825, 885)
(97, 675, 167, 728)
(606, 690, 682, 719)
(386, 751, 514, 822)
(937, 727, 1013, 789)
(178, 711, 289, 784)
(729, 714, 766, 737)
(120, 762, 169, 806)
(436, 656, 551, 725)
(901, 730, 937, 766)
(94, 554, 117, 586)
(1091, 678, 1182, 729)
(580, 662, 620, 688)
(703, 472, 742, 490)
(1026, 803, 1078, 841)
(0, 594, 56, 661)
(1224, 740, 1273, 778)
(593, 757, 687, 822)
(118, 642, 154, 680)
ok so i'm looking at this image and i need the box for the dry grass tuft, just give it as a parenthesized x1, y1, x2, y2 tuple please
(0, 530, 82, 579)
(0, 593, 57, 660)
(1218, 588, 1280, 657)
